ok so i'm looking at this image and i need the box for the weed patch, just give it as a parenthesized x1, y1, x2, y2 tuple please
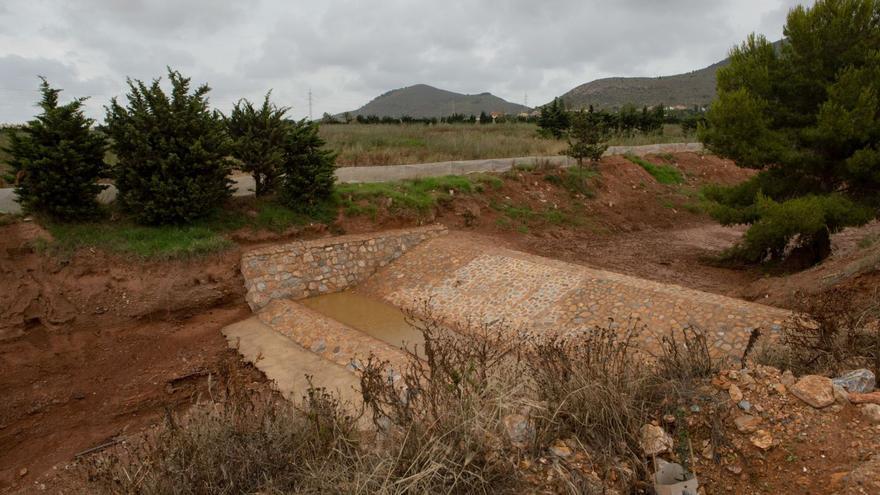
(625, 154, 684, 185)
(337, 174, 498, 217)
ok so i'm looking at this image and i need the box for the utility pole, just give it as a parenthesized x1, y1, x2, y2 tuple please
(308, 89, 313, 121)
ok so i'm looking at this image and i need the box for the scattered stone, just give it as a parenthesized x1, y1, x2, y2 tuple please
(690, 404, 701, 413)
(728, 383, 743, 403)
(18, 468, 27, 478)
(848, 391, 880, 405)
(769, 383, 787, 395)
(712, 376, 731, 391)
(840, 455, 880, 493)
(663, 414, 676, 424)
(781, 370, 797, 388)
(738, 400, 752, 412)
(860, 404, 880, 424)
(833, 384, 850, 404)
(701, 441, 715, 460)
(726, 464, 743, 475)
(833, 369, 876, 394)
(739, 373, 756, 388)
(640, 424, 673, 456)
(790, 375, 834, 408)
(734, 414, 762, 433)
(750, 430, 773, 450)
(503, 414, 533, 448)
(549, 440, 573, 458)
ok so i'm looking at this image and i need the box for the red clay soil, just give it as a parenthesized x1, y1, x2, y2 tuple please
(1, 151, 878, 493)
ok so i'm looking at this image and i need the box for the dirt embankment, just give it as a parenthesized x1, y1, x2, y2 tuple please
(0, 223, 253, 492)
(1, 151, 878, 492)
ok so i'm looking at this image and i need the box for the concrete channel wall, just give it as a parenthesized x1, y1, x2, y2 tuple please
(241, 225, 447, 310)
(0, 142, 703, 214)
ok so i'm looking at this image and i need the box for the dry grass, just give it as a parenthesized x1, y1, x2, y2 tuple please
(83, 311, 722, 494)
(321, 123, 688, 166)
(754, 288, 880, 376)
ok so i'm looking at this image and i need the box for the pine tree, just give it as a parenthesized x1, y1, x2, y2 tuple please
(227, 92, 289, 196)
(279, 120, 336, 211)
(699, 0, 880, 264)
(565, 110, 609, 168)
(538, 98, 569, 139)
(103, 69, 231, 225)
(3, 78, 107, 220)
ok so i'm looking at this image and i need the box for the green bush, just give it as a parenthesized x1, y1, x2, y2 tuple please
(3, 79, 107, 220)
(104, 68, 232, 225)
(698, 2, 880, 263)
(731, 193, 873, 263)
(279, 120, 337, 211)
(226, 92, 289, 196)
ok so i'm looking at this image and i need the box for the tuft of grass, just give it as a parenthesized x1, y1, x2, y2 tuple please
(625, 154, 684, 185)
(858, 233, 879, 249)
(39, 197, 337, 259)
(544, 166, 596, 197)
(43, 220, 236, 260)
(337, 174, 497, 217)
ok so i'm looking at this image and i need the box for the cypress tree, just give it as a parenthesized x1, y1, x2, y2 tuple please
(227, 92, 289, 196)
(103, 68, 231, 225)
(4, 78, 106, 220)
(279, 120, 336, 211)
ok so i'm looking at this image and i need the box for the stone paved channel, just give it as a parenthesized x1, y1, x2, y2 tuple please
(356, 232, 791, 357)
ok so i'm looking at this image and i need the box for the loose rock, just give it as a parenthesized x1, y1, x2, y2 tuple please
(860, 404, 880, 424)
(833, 384, 850, 404)
(728, 383, 744, 403)
(750, 429, 773, 450)
(734, 414, 762, 433)
(833, 369, 876, 394)
(781, 370, 797, 388)
(790, 375, 834, 408)
(503, 414, 534, 448)
(640, 424, 673, 456)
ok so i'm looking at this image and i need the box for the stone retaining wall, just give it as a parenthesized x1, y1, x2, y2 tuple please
(241, 225, 447, 310)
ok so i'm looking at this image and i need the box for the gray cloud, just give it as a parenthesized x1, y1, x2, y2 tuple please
(0, 0, 811, 123)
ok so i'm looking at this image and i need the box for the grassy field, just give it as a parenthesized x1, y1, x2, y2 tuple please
(0, 124, 693, 185)
(321, 123, 690, 166)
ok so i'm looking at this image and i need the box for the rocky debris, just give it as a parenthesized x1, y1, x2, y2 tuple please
(728, 383, 743, 403)
(738, 400, 752, 412)
(503, 414, 534, 449)
(833, 384, 851, 404)
(549, 440, 573, 459)
(781, 370, 797, 388)
(837, 455, 880, 494)
(734, 414, 762, 433)
(832, 369, 876, 394)
(859, 404, 880, 424)
(769, 382, 787, 395)
(749, 429, 773, 450)
(848, 391, 880, 405)
(790, 375, 835, 408)
(639, 424, 673, 456)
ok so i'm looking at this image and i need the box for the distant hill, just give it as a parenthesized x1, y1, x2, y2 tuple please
(558, 40, 783, 110)
(558, 60, 726, 111)
(342, 84, 530, 118)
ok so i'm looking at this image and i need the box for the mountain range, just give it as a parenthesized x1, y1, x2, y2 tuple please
(343, 42, 784, 117)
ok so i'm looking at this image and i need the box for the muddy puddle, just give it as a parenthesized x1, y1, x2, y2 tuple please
(300, 291, 425, 353)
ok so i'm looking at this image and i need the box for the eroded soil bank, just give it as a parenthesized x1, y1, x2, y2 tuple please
(1, 152, 878, 493)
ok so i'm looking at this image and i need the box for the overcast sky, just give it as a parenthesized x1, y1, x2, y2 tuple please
(0, 0, 810, 123)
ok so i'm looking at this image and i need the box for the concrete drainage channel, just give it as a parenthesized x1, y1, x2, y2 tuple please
(224, 224, 793, 403)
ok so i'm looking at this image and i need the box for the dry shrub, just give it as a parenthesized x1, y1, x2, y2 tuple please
(756, 288, 880, 376)
(84, 383, 361, 494)
(656, 325, 718, 384)
(526, 321, 657, 475)
(358, 309, 527, 494)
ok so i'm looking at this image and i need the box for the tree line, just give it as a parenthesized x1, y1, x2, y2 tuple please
(3, 68, 335, 225)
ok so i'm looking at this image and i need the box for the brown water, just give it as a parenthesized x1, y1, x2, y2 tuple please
(300, 291, 425, 353)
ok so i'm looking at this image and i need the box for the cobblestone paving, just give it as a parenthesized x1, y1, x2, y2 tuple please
(358, 232, 792, 356)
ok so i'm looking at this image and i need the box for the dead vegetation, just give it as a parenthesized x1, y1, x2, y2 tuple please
(82, 308, 728, 494)
(754, 288, 880, 377)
